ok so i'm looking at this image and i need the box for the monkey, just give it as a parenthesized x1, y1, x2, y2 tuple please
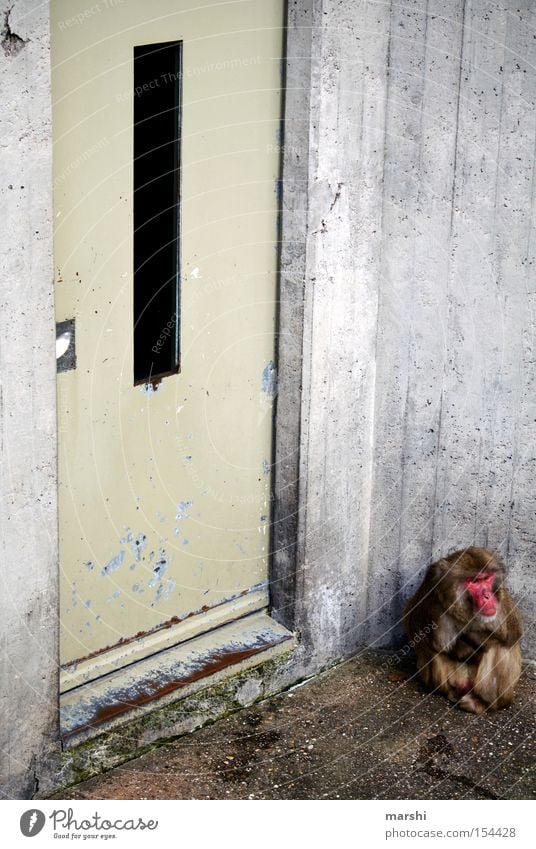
(403, 547, 522, 715)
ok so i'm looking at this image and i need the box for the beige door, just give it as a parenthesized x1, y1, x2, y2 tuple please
(52, 0, 284, 718)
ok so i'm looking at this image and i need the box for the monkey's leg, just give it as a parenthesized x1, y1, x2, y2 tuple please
(446, 660, 487, 715)
(473, 643, 522, 710)
(419, 652, 485, 713)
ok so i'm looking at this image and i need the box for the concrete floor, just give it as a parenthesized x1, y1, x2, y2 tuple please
(55, 652, 535, 800)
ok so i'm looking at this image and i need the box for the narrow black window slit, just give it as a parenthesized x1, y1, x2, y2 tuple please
(133, 41, 182, 385)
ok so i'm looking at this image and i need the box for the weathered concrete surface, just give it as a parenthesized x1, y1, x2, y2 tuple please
(52, 652, 535, 800)
(0, 0, 58, 799)
(273, 0, 536, 663)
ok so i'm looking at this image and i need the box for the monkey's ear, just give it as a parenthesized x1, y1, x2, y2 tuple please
(490, 552, 506, 573)
(430, 558, 450, 582)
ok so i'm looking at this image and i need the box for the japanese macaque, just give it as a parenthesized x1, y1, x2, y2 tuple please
(404, 547, 522, 715)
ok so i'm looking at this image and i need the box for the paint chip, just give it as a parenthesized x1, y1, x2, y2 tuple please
(148, 551, 170, 587)
(261, 361, 278, 399)
(175, 500, 193, 521)
(101, 550, 125, 577)
(140, 382, 158, 395)
(131, 532, 147, 561)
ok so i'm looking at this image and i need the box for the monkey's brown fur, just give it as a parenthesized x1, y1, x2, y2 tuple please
(404, 547, 523, 714)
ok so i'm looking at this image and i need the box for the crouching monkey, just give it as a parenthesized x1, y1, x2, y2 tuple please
(404, 547, 522, 714)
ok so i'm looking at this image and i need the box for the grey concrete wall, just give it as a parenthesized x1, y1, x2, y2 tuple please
(274, 0, 536, 662)
(0, 0, 58, 798)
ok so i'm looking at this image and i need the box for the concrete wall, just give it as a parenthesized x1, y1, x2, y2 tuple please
(0, 0, 58, 798)
(274, 0, 536, 661)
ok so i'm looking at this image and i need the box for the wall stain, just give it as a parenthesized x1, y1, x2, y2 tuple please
(1, 8, 28, 56)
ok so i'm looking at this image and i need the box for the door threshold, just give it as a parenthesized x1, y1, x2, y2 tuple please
(60, 612, 295, 747)
(60, 587, 269, 693)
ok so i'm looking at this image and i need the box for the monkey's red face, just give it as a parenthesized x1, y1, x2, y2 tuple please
(464, 573, 497, 616)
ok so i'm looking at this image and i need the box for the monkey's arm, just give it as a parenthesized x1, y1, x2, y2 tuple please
(403, 584, 444, 648)
(494, 591, 523, 646)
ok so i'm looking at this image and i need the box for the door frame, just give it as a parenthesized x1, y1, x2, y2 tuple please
(270, 0, 312, 637)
